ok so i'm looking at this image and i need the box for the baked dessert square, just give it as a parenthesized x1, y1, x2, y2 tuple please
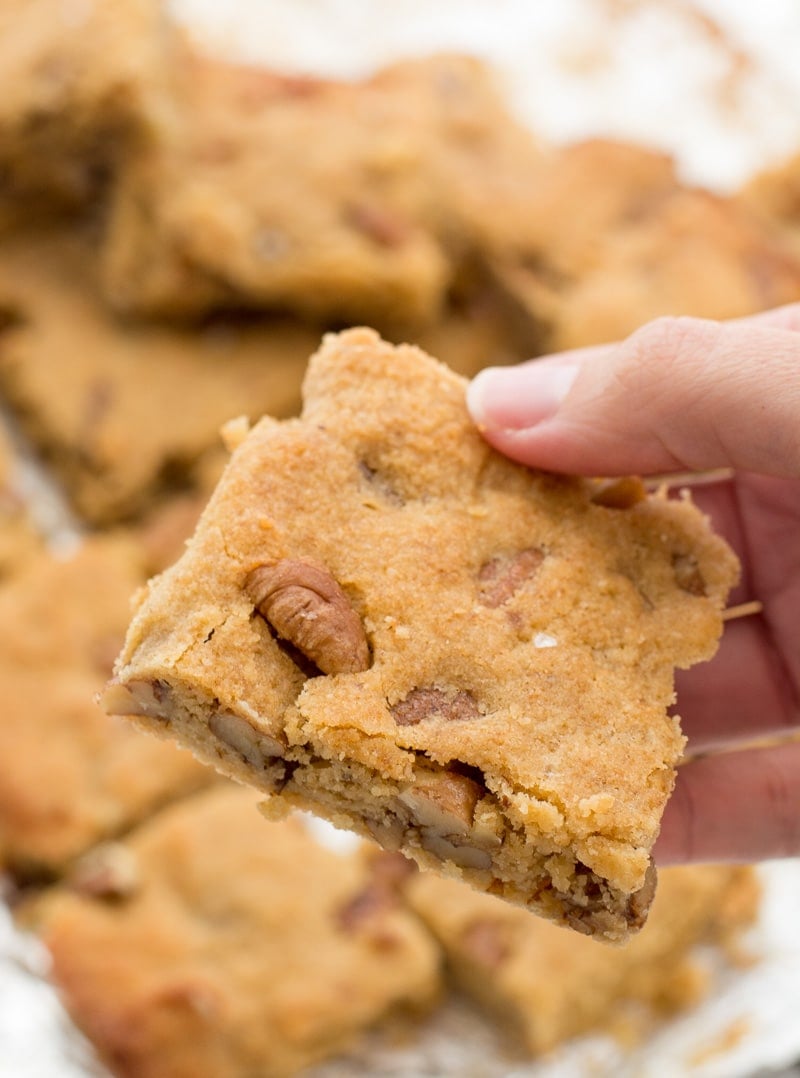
(0, 535, 211, 882)
(0, 0, 171, 226)
(101, 51, 544, 327)
(104, 328, 738, 941)
(0, 229, 320, 524)
(487, 140, 800, 350)
(404, 863, 759, 1055)
(33, 785, 441, 1078)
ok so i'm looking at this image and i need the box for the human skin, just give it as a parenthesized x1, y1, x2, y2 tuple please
(467, 308, 800, 864)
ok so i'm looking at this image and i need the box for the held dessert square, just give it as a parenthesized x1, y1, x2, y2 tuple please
(104, 328, 738, 942)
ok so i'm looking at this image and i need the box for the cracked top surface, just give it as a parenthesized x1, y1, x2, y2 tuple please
(114, 328, 738, 894)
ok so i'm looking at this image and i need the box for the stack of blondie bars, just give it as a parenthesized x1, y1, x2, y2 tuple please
(1, 1, 798, 1074)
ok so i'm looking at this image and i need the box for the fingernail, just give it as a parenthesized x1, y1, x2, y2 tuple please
(467, 363, 579, 432)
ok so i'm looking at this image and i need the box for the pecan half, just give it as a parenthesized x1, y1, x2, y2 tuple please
(391, 687, 479, 727)
(245, 560, 370, 675)
(478, 548, 544, 608)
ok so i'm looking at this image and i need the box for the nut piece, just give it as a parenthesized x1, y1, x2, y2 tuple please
(672, 553, 707, 596)
(245, 559, 370, 675)
(461, 918, 510, 968)
(337, 883, 394, 930)
(391, 687, 480, 726)
(398, 770, 483, 836)
(208, 711, 284, 767)
(70, 843, 139, 900)
(420, 831, 492, 871)
(346, 201, 409, 248)
(101, 678, 170, 721)
(590, 476, 647, 509)
(478, 548, 544, 608)
(626, 859, 658, 929)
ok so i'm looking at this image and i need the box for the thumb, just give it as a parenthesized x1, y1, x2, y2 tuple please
(467, 315, 800, 478)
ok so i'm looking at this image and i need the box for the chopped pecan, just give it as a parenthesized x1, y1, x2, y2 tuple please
(70, 843, 139, 900)
(420, 831, 492, 870)
(400, 770, 495, 870)
(590, 476, 647, 509)
(347, 202, 409, 248)
(101, 678, 170, 721)
(478, 548, 544, 608)
(391, 687, 479, 727)
(208, 711, 284, 767)
(398, 770, 482, 836)
(461, 918, 510, 968)
(672, 553, 707, 596)
(626, 860, 658, 929)
(337, 884, 395, 931)
(245, 559, 370, 675)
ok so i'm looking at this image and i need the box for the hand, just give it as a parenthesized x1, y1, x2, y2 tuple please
(467, 309, 800, 864)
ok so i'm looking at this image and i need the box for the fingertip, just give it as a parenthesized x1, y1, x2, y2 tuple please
(467, 362, 579, 434)
(465, 367, 499, 432)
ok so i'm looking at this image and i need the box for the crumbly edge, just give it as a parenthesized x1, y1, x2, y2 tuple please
(105, 674, 655, 943)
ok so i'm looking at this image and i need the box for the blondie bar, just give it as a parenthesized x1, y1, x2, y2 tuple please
(104, 329, 738, 941)
(102, 51, 544, 326)
(0, 536, 211, 881)
(0, 0, 170, 226)
(488, 140, 800, 350)
(35, 786, 441, 1077)
(0, 229, 319, 524)
(405, 863, 759, 1054)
